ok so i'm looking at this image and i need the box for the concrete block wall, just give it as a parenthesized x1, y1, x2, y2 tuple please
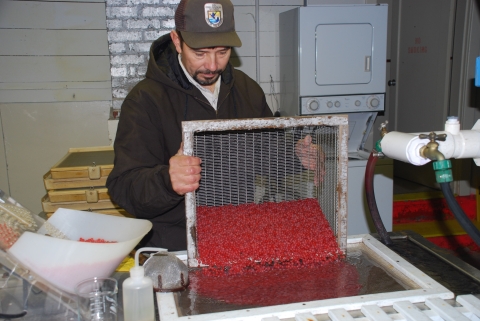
(105, 0, 180, 112)
(104, 0, 301, 117)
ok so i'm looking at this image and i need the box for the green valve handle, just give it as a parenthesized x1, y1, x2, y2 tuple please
(433, 159, 453, 183)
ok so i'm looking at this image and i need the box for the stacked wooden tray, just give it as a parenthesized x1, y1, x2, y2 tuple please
(42, 146, 132, 218)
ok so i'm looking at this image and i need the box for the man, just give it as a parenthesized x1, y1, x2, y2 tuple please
(107, 0, 273, 251)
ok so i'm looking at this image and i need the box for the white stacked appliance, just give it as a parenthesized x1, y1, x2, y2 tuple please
(279, 4, 393, 235)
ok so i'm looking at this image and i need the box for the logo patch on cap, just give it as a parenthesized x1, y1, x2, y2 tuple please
(205, 3, 223, 28)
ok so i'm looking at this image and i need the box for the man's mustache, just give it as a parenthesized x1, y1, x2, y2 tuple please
(196, 69, 222, 75)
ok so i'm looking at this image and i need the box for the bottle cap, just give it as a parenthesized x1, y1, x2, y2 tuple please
(446, 116, 459, 123)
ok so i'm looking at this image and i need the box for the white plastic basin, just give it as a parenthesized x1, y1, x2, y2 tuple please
(7, 208, 152, 294)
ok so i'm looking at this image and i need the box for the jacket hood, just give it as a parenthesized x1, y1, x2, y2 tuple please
(145, 33, 234, 91)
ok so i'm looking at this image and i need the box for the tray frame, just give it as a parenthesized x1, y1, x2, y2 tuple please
(49, 146, 114, 180)
(182, 116, 349, 267)
(156, 235, 454, 321)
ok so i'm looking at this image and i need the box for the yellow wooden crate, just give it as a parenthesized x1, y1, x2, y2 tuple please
(43, 146, 114, 191)
(45, 208, 134, 219)
(43, 172, 109, 190)
(41, 194, 120, 213)
(47, 187, 111, 203)
(49, 146, 114, 181)
(41, 146, 135, 219)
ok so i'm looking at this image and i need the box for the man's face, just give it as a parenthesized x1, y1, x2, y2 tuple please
(171, 31, 231, 88)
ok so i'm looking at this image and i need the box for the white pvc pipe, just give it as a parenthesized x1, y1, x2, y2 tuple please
(380, 132, 430, 166)
(445, 129, 480, 160)
(381, 119, 480, 166)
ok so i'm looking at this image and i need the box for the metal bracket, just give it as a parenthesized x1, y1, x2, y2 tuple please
(85, 187, 99, 203)
(88, 162, 101, 180)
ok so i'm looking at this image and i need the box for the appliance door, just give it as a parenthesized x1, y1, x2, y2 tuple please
(316, 23, 373, 86)
(298, 5, 387, 97)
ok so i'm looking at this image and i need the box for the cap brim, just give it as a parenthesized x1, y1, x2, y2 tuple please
(181, 31, 242, 49)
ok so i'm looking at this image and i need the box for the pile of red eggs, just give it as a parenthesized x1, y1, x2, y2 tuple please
(196, 198, 343, 274)
(191, 198, 360, 306)
(78, 237, 116, 243)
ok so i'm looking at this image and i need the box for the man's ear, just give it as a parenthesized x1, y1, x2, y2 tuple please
(170, 31, 183, 54)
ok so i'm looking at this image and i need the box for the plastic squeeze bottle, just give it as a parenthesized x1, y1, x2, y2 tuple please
(122, 247, 165, 321)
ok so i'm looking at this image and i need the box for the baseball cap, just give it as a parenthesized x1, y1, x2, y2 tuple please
(175, 0, 242, 49)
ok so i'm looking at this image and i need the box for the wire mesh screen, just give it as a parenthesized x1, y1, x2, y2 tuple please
(193, 126, 339, 231)
(183, 116, 348, 266)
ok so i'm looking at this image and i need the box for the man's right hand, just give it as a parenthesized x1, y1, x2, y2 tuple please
(169, 143, 202, 195)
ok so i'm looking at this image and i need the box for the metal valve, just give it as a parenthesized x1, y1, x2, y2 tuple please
(379, 121, 389, 138)
(418, 132, 447, 142)
(419, 132, 447, 161)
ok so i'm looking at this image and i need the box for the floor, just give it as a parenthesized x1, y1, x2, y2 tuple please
(391, 176, 480, 270)
(392, 176, 440, 195)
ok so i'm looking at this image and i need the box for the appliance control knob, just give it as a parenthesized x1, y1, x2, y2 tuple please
(306, 99, 320, 111)
(326, 101, 333, 108)
(367, 96, 380, 109)
(334, 101, 341, 107)
(355, 100, 361, 107)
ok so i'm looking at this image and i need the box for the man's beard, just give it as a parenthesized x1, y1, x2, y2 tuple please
(193, 69, 222, 86)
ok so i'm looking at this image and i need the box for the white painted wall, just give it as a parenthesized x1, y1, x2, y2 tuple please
(0, 0, 112, 213)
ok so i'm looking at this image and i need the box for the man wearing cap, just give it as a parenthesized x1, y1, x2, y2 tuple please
(106, 0, 273, 250)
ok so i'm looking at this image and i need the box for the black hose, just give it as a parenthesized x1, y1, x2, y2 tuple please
(0, 311, 27, 319)
(365, 152, 393, 246)
(440, 182, 480, 246)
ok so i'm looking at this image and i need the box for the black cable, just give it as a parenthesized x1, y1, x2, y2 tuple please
(365, 152, 393, 245)
(0, 311, 27, 319)
(440, 182, 480, 246)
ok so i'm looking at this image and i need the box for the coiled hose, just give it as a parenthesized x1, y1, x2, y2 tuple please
(365, 152, 393, 246)
(440, 182, 480, 246)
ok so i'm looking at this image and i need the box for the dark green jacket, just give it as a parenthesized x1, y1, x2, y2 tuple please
(106, 34, 272, 250)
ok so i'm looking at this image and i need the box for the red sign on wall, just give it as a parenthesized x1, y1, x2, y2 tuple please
(408, 37, 427, 53)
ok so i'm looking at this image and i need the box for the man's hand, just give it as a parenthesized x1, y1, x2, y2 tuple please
(295, 135, 325, 186)
(169, 143, 202, 195)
